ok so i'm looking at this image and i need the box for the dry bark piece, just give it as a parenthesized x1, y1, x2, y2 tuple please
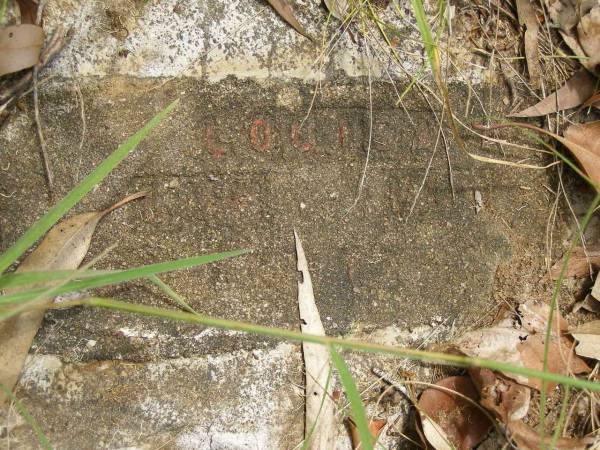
(571, 320, 600, 360)
(510, 70, 598, 117)
(266, 0, 310, 39)
(0, 192, 146, 407)
(549, 246, 600, 279)
(295, 231, 337, 450)
(508, 420, 592, 450)
(0, 25, 44, 76)
(348, 417, 386, 450)
(516, 0, 541, 88)
(469, 367, 531, 422)
(417, 376, 492, 450)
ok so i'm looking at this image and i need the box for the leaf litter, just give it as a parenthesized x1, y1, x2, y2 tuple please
(295, 230, 337, 450)
(0, 192, 145, 406)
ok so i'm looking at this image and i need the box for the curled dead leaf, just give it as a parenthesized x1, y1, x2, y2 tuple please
(417, 376, 492, 450)
(549, 246, 600, 279)
(571, 320, 600, 360)
(0, 24, 44, 76)
(510, 70, 597, 117)
(469, 367, 531, 422)
(348, 417, 386, 450)
(0, 192, 146, 407)
(576, 5, 600, 74)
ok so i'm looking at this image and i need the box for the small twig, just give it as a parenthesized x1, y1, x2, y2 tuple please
(33, 64, 53, 198)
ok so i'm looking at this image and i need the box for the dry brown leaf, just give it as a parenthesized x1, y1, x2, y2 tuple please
(571, 320, 600, 360)
(501, 121, 600, 187)
(469, 367, 531, 422)
(0, 24, 44, 76)
(324, 0, 349, 20)
(348, 417, 386, 450)
(0, 192, 146, 407)
(573, 294, 600, 313)
(577, 5, 600, 74)
(266, 0, 310, 39)
(417, 376, 492, 450)
(455, 322, 589, 392)
(549, 246, 600, 279)
(454, 326, 530, 385)
(517, 334, 590, 392)
(16, 0, 38, 25)
(295, 230, 336, 450)
(508, 420, 592, 450)
(546, 0, 600, 74)
(519, 300, 569, 335)
(581, 91, 600, 110)
(516, 0, 541, 88)
(511, 70, 597, 117)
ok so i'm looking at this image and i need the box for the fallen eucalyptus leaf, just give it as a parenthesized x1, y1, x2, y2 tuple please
(417, 376, 492, 450)
(0, 192, 146, 407)
(511, 70, 597, 117)
(348, 417, 386, 450)
(295, 230, 336, 450)
(0, 24, 44, 76)
(266, 0, 310, 39)
(516, 0, 541, 88)
(571, 320, 600, 360)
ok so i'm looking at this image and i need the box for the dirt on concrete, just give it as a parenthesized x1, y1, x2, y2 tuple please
(0, 73, 569, 448)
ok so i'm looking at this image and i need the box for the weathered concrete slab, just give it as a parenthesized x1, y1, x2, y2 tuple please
(0, 76, 553, 448)
(0, 0, 558, 447)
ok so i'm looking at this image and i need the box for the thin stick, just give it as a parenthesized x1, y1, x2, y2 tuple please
(33, 64, 54, 199)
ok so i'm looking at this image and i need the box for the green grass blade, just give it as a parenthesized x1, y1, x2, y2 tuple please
(149, 274, 199, 314)
(410, 0, 436, 71)
(330, 346, 373, 450)
(0, 99, 179, 275)
(0, 269, 116, 290)
(0, 250, 249, 306)
(0, 384, 52, 450)
(0, 0, 9, 24)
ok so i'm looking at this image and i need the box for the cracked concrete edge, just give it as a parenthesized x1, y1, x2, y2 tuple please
(10, 0, 485, 83)
(7, 324, 446, 450)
